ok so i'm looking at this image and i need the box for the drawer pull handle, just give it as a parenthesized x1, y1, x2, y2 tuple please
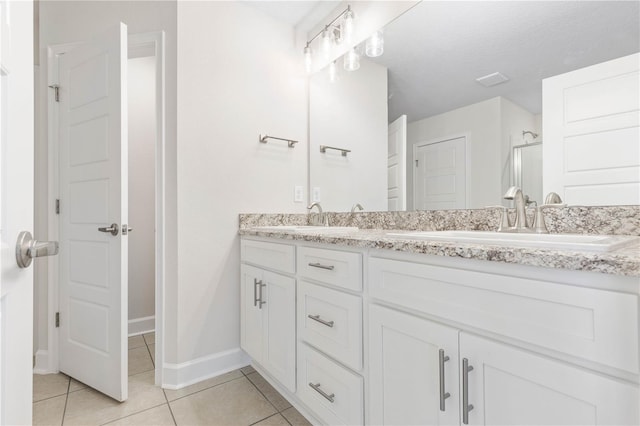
(439, 349, 450, 412)
(307, 314, 334, 328)
(462, 358, 474, 424)
(309, 382, 335, 403)
(253, 279, 261, 307)
(308, 262, 335, 270)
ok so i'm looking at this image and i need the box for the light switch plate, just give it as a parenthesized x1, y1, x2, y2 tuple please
(312, 187, 321, 202)
(294, 185, 304, 202)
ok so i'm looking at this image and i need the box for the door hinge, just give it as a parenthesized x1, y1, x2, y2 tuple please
(55, 312, 60, 328)
(415, 159, 419, 167)
(55, 199, 60, 215)
(48, 84, 60, 102)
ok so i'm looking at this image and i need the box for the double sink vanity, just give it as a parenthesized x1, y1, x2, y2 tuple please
(238, 206, 640, 425)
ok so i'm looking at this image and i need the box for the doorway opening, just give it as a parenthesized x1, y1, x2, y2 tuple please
(34, 31, 166, 396)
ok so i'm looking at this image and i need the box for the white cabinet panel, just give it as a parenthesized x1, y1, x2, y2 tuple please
(297, 246, 362, 291)
(241, 239, 295, 274)
(297, 343, 364, 426)
(298, 280, 362, 370)
(460, 333, 639, 425)
(240, 264, 296, 392)
(369, 305, 460, 426)
(369, 257, 639, 374)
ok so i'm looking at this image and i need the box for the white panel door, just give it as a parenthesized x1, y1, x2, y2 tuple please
(414, 137, 466, 210)
(460, 333, 639, 425)
(543, 53, 640, 205)
(58, 23, 129, 401)
(0, 1, 34, 423)
(369, 305, 460, 426)
(388, 115, 407, 211)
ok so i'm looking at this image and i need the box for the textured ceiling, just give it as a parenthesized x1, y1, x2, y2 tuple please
(242, 0, 340, 32)
(369, 1, 640, 122)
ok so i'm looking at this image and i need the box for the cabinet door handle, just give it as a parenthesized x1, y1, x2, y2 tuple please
(253, 279, 261, 307)
(439, 349, 450, 411)
(308, 262, 335, 270)
(307, 314, 334, 328)
(462, 358, 474, 424)
(308, 382, 335, 403)
(258, 282, 266, 309)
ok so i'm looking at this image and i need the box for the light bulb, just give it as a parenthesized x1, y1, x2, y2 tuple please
(321, 29, 333, 60)
(342, 9, 355, 43)
(366, 30, 384, 57)
(344, 47, 360, 72)
(304, 45, 312, 73)
(328, 61, 337, 82)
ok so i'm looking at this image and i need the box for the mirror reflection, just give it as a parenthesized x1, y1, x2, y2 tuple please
(309, 1, 640, 212)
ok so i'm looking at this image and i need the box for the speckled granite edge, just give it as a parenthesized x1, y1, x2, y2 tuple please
(239, 205, 640, 236)
(237, 228, 640, 277)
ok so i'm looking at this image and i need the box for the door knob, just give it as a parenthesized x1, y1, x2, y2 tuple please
(16, 231, 59, 268)
(98, 223, 119, 236)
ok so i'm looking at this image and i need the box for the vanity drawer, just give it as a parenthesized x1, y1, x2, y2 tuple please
(297, 246, 362, 291)
(241, 239, 295, 274)
(297, 343, 364, 426)
(298, 280, 363, 371)
(369, 257, 639, 374)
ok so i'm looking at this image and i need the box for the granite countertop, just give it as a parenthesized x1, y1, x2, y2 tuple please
(238, 226, 640, 277)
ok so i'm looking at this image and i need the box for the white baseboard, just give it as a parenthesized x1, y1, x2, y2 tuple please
(128, 316, 155, 336)
(162, 348, 250, 390)
(33, 350, 56, 375)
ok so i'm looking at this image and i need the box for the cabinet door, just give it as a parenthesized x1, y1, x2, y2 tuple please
(369, 305, 460, 425)
(262, 270, 296, 392)
(460, 333, 639, 425)
(240, 265, 263, 363)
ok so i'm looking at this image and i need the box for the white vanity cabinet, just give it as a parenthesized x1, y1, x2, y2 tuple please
(240, 240, 296, 392)
(368, 254, 639, 425)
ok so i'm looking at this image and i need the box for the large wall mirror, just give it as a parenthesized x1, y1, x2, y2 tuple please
(309, 1, 639, 212)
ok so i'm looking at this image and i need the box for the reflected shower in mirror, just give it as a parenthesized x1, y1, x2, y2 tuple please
(309, 1, 639, 211)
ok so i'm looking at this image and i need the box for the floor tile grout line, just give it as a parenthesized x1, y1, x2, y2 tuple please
(32, 392, 69, 404)
(145, 340, 155, 369)
(249, 412, 288, 426)
(245, 372, 292, 414)
(163, 375, 245, 403)
(60, 377, 71, 426)
(245, 374, 280, 415)
(97, 402, 169, 426)
(162, 382, 179, 426)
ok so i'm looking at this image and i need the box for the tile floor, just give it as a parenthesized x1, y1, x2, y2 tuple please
(33, 333, 311, 426)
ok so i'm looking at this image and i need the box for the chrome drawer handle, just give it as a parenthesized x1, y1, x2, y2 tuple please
(309, 382, 335, 403)
(308, 262, 334, 270)
(462, 358, 474, 424)
(307, 314, 334, 328)
(439, 349, 450, 412)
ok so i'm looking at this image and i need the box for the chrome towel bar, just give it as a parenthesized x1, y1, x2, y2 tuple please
(320, 145, 350, 156)
(259, 134, 298, 147)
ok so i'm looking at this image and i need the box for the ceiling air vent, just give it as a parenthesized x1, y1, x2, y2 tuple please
(475, 72, 510, 87)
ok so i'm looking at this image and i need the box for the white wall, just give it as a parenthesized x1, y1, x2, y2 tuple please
(128, 56, 155, 332)
(407, 97, 502, 209)
(310, 58, 388, 212)
(176, 1, 307, 371)
(36, 0, 179, 366)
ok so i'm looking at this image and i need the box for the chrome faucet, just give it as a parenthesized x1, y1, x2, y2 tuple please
(350, 203, 364, 213)
(307, 202, 327, 226)
(503, 186, 530, 232)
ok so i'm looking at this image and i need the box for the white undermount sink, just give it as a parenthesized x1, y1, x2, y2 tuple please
(385, 230, 639, 252)
(253, 225, 358, 233)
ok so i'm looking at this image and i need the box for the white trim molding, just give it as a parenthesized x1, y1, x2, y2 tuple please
(128, 316, 155, 337)
(162, 348, 250, 390)
(33, 350, 55, 375)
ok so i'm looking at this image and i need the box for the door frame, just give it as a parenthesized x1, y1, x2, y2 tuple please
(40, 31, 166, 387)
(412, 133, 470, 210)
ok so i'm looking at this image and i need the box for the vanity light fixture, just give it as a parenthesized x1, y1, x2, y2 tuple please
(344, 47, 360, 71)
(365, 30, 384, 57)
(303, 5, 354, 73)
